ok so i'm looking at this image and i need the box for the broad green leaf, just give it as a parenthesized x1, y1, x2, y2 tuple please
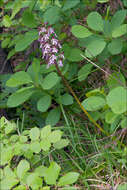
(108, 39, 123, 55)
(117, 183, 127, 190)
(106, 72, 126, 89)
(111, 10, 126, 31)
(43, 6, 60, 25)
(7, 87, 34, 107)
(5, 122, 16, 134)
(67, 48, 84, 62)
(29, 127, 40, 141)
(19, 135, 27, 143)
(71, 25, 92, 38)
(17, 160, 30, 179)
(49, 130, 62, 143)
(62, 0, 80, 11)
(1, 177, 19, 190)
(85, 37, 106, 58)
(78, 64, 93, 81)
(41, 125, 51, 139)
(6, 71, 32, 87)
(40, 139, 51, 151)
(1, 37, 11, 48)
(46, 108, 61, 126)
(30, 142, 41, 153)
(2, 15, 12, 27)
(82, 96, 106, 111)
(57, 172, 79, 186)
(41, 72, 59, 90)
(22, 9, 37, 28)
(44, 162, 61, 185)
(1, 147, 13, 165)
(105, 111, 119, 124)
(106, 87, 127, 114)
(120, 117, 127, 128)
(53, 139, 69, 149)
(4, 166, 16, 178)
(15, 30, 38, 52)
(11, 0, 22, 19)
(13, 185, 26, 190)
(123, 0, 127, 7)
(35, 166, 47, 177)
(37, 95, 51, 112)
(87, 12, 103, 31)
(61, 93, 73, 105)
(7, 48, 16, 60)
(112, 24, 127, 38)
(27, 173, 42, 189)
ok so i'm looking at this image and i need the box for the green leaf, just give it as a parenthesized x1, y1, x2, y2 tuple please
(13, 185, 26, 190)
(11, 0, 22, 19)
(41, 125, 51, 139)
(112, 24, 127, 38)
(40, 139, 51, 151)
(106, 87, 127, 114)
(57, 172, 79, 186)
(5, 122, 16, 134)
(44, 162, 61, 185)
(37, 95, 51, 112)
(111, 10, 126, 31)
(87, 12, 103, 31)
(53, 139, 69, 149)
(7, 87, 34, 107)
(27, 173, 42, 189)
(97, 0, 109, 2)
(106, 72, 126, 89)
(1, 37, 11, 48)
(67, 48, 83, 62)
(30, 142, 41, 153)
(117, 183, 127, 190)
(17, 160, 30, 179)
(41, 72, 59, 90)
(49, 130, 62, 143)
(29, 127, 40, 141)
(46, 108, 61, 126)
(2, 15, 12, 27)
(43, 6, 60, 25)
(22, 9, 37, 28)
(1, 177, 19, 190)
(108, 39, 123, 55)
(71, 25, 92, 38)
(35, 166, 47, 177)
(15, 30, 38, 52)
(78, 64, 93, 81)
(85, 37, 106, 58)
(62, 0, 80, 11)
(105, 111, 119, 124)
(82, 96, 106, 111)
(6, 71, 32, 87)
(1, 147, 13, 165)
(120, 117, 127, 128)
(61, 93, 73, 105)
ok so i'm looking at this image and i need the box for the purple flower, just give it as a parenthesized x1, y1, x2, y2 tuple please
(58, 60, 63, 67)
(51, 38, 58, 46)
(38, 24, 64, 68)
(52, 47, 58, 53)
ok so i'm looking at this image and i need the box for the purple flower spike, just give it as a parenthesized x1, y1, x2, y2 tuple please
(38, 24, 64, 68)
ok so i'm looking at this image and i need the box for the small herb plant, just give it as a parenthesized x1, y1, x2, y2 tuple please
(0, 117, 79, 190)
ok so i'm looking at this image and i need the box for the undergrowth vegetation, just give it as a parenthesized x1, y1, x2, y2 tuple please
(0, 0, 127, 189)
